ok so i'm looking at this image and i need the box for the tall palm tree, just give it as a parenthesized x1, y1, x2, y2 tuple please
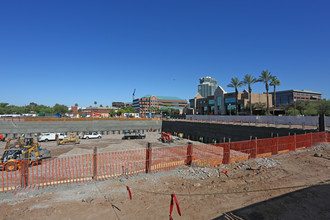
(270, 76, 281, 115)
(227, 77, 243, 115)
(243, 74, 258, 115)
(258, 70, 273, 115)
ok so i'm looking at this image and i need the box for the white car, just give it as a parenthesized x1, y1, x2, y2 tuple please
(82, 132, 102, 139)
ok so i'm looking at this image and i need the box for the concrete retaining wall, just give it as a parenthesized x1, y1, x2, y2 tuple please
(0, 120, 162, 136)
(162, 120, 316, 142)
(186, 115, 330, 127)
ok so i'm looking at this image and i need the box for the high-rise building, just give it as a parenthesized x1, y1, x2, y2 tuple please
(198, 76, 218, 97)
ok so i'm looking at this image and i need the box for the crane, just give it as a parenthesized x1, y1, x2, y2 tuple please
(133, 89, 136, 100)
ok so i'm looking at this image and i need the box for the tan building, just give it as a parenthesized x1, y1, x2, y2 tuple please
(190, 89, 272, 115)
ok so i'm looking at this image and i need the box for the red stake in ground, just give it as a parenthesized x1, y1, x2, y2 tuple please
(126, 186, 132, 200)
(169, 193, 181, 220)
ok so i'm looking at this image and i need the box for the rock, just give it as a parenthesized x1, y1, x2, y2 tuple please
(314, 153, 323, 157)
(82, 197, 94, 203)
(194, 183, 201, 187)
(249, 166, 259, 170)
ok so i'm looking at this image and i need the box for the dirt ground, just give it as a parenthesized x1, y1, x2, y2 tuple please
(0, 132, 206, 157)
(0, 134, 330, 220)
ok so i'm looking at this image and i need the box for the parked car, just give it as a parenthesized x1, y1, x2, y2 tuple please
(38, 133, 66, 142)
(122, 132, 146, 140)
(82, 132, 102, 139)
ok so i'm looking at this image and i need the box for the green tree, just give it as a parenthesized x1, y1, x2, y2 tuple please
(0, 103, 9, 114)
(74, 103, 78, 107)
(317, 99, 330, 116)
(117, 109, 125, 116)
(53, 104, 69, 114)
(125, 106, 136, 113)
(99, 104, 103, 107)
(28, 102, 38, 109)
(288, 101, 318, 116)
(242, 74, 258, 115)
(251, 102, 266, 115)
(258, 70, 273, 115)
(109, 109, 116, 117)
(94, 101, 97, 106)
(227, 77, 243, 115)
(270, 76, 281, 115)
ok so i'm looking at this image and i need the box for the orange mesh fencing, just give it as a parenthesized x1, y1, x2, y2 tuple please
(256, 138, 275, 156)
(311, 132, 326, 146)
(0, 132, 327, 192)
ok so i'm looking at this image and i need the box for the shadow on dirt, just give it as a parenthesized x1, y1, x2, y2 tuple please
(214, 182, 330, 220)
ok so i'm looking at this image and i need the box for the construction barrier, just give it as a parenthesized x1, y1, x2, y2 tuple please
(1, 132, 328, 192)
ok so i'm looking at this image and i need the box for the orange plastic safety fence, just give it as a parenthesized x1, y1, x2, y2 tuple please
(1, 132, 328, 192)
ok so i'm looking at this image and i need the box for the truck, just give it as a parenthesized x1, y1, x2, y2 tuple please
(82, 132, 102, 139)
(38, 133, 66, 142)
(0, 138, 51, 171)
(122, 132, 146, 140)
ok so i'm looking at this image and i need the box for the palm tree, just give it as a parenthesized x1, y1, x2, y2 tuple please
(243, 74, 258, 115)
(94, 101, 97, 107)
(227, 77, 243, 115)
(270, 76, 281, 115)
(258, 70, 273, 115)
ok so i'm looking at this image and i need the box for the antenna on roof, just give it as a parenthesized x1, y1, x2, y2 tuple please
(133, 89, 136, 100)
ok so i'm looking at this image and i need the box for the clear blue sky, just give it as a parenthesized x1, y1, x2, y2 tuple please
(1, 0, 329, 107)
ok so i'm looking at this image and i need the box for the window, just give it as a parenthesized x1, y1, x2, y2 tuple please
(225, 97, 236, 104)
(189, 100, 194, 108)
(217, 97, 221, 106)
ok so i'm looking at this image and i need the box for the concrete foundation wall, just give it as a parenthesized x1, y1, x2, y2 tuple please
(162, 120, 316, 142)
(0, 120, 162, 135)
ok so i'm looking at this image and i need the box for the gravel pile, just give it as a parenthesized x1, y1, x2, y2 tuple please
(176, 166, 221, 179)
(310, 143, 329, 151)
(255, 158, 281, 168)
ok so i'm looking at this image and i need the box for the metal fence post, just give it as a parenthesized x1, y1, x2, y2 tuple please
(325, 132, 328, 143)
(222, 138, 231, 164)
(146, 143, 152, 173)
(294, 133, 296, 151)
(276, 134, 279, 154)
(186, 142, 193, 166)
(93, 147, 97, 180)
(20, 151, 29, 188)
(255, 137, 258, 158)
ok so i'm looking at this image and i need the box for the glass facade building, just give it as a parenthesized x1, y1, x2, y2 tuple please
(270, 90, 322, 106)
(198, 76, 218, 98)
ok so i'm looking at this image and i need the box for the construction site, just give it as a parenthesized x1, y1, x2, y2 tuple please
(0, 117, 329, 219)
